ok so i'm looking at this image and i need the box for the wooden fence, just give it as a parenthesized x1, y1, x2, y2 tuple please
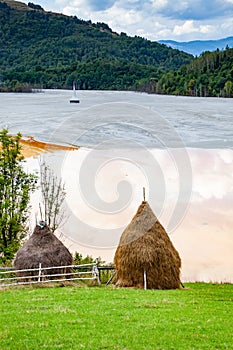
(0, 262, 102, 288)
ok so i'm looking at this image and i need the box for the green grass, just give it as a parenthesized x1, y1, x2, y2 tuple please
(0, 283, 232, 349)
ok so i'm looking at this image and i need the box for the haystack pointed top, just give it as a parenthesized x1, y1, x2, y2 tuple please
(119, 201, 159, 246)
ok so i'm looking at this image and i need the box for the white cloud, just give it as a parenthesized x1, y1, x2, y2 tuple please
(199, 24, 214, 34)
(136, 21, 172, 40)
(173, 20, 199, 35)
(24, 0, 233, 41)
(190, 150, 233, 200)
(63, 0, 92, 19)
(220, 18, 233, 30)
(151, 0, 168, 10)
(173, 20, 215, 36)
(55, 0, 69, 5)
(105, 5, 142, 26)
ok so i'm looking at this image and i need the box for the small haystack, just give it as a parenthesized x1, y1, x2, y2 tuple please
(114, 201, 181, 289)
(14, 223, 72, 280)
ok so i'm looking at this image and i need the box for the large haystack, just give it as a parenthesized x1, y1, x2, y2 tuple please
(114, 201, 181, 289)
(14, 223, 72, 280)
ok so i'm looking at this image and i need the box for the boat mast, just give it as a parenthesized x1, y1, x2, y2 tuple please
(73, 81, 77, 97)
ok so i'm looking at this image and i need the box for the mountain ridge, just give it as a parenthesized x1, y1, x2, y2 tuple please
(158, 37, 233, 56)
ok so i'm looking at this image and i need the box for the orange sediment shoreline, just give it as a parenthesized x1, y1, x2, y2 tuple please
(20, 136, 78, 157)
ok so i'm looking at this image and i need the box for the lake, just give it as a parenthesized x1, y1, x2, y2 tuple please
(0, 90, 233, 282)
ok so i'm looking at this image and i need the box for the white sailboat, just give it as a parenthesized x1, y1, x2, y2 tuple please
(70, 82, 80, 103)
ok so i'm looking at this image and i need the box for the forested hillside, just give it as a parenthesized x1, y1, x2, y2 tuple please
(0, 0, 193, 91)
(138, 48, 233, 97)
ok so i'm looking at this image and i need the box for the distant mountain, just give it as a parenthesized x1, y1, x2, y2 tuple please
(0, 0, 192, 91)
(158, 37, 233, 56)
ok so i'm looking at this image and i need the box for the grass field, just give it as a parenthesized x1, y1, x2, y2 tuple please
(0, 283, 232, 349)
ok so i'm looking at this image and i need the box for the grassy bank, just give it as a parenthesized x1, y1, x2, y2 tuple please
(0, 283, 232, 349)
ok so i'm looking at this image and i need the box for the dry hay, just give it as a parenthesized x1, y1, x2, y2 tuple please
(14, 224, 72, 281)
(114, 201, 181, 289)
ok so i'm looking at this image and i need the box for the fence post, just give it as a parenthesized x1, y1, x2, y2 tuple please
(144, 270, 147, 290)
(38, 263, 42, 282)
(92, 258, 101, 285)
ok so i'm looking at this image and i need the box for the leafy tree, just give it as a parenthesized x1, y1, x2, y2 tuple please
(224, 80, 233, 97)
(73, 252, 96, 265)
(73, 252, 105, 265)
(0, 129, 37, 264)
(73, 252, 111, 283)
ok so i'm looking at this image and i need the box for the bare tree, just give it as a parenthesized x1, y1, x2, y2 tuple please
(39, 161, 66, 233)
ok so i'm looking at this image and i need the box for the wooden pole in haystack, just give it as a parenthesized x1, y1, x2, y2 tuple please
(144, 270, 147, 290)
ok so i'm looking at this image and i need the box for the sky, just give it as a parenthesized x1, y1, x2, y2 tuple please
(21, 0, 233, 42)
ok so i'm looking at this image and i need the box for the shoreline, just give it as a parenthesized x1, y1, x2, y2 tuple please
(20, 135, 233, 156)
(20, 136, 78, 157)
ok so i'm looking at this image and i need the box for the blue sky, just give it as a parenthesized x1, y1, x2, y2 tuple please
(22, 0, 233, 41)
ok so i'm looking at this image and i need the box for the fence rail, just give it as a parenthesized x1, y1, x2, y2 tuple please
(0, 262, 101, 288)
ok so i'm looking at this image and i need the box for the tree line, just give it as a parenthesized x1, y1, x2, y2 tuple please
(137, 47, 233, 97)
